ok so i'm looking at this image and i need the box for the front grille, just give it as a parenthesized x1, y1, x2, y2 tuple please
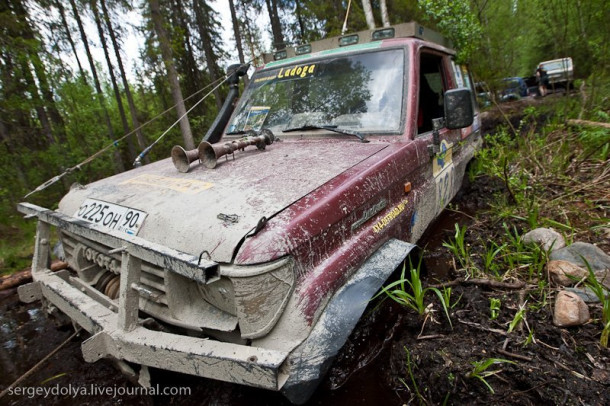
(60, 231, 238, 332)
(61, 231, 169, 308)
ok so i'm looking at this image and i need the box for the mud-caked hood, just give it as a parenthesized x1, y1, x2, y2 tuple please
(59, 140, 388, 263)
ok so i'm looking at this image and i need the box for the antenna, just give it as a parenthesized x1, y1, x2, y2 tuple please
(341, 0, 352, 35)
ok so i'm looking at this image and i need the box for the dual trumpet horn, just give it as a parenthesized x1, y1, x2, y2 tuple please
(171, 129, 275, 173)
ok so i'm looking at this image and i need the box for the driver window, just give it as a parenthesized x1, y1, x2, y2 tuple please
(418, 53, 446, 134)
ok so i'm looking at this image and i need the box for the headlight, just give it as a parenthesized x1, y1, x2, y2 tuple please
(225, 257, 295, 339)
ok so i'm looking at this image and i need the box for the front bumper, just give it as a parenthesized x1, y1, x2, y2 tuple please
(17, 203, 288, 390)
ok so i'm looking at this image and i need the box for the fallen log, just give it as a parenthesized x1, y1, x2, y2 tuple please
(0, 270, 31, 291)
(567, 119, 610, 129)
(430, 277, 526, 290)
(0, 261, 68, 291)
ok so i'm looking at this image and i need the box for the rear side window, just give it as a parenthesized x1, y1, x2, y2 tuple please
(452, 60, 477, 112)
(418, 53, 447, 134)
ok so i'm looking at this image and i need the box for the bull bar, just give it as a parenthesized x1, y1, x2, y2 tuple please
(16, 202, 289, 390)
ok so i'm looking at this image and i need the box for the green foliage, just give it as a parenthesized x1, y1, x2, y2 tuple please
(376, 260, 427, 315)
(489, 298, 501, 320)
(442, 223, 475, 275)
(483, 242, 507, 276)
(375, 259, 452, 327)
(0, 219, 36, 276)
(417, 0, 482, 62)
(470, 0, 609, 82)
(442, 286, 461, 310)
(507, 303, 527, 334)
(400, 346, 426, 404)
(443, 220, 548, 283)
(467, 358, 515, 394)
(581, 260, 610, 348)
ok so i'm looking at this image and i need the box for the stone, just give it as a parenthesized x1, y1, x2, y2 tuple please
(553, 290, 590, 327)
(549, 242, 610, 271)
(565, 287, 602, 303)
(547, 260, 588, 286)
(522, 228, 566, 252)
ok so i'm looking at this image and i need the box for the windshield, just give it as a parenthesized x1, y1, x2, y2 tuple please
(541, 59, 572, 71)
(227, 48, 405, 135)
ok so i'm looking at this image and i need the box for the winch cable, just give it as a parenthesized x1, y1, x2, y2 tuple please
(23, 61, 251, 200)
(132, 64, 243, 167)
(0, 327, 82, 400)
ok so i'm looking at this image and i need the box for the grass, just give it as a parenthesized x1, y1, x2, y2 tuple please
(443, 96, 609, 347)
(507, 302, 527, 334)
(375, 258, 453, 328)
(442, 222, 548, 283)
(400, 347, 426, 404)
(0, 220, 37, 276)
(467, 358, 515, 394)
(489, 298, 501, 320)
(581, 259, 610, 347)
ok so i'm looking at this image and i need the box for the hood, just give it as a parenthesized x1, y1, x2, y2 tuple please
(59, 139, 388, 263)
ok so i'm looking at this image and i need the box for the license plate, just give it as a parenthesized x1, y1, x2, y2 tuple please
(74, 199, 148, 235)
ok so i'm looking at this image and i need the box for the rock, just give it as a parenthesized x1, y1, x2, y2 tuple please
(565, 287, 602, 303)
(549, 242, 610, 271)
(553, 291, 590, 327)
(547, 260, 588, 286)
(522, 228, 566, 251)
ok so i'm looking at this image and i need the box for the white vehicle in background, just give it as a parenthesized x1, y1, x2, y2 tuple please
(538, 57, 573, 88)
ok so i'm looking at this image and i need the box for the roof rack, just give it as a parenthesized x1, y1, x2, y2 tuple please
(262, 21, 451, 64)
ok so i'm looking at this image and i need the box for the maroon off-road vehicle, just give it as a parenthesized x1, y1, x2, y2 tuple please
(18, 22, 481, 403)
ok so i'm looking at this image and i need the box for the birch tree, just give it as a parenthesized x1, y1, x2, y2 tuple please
(361, 0, 375, 29)
(380, 0, 389, 27)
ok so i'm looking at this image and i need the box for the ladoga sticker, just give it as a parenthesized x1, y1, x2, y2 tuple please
(373, 199, 408, 233)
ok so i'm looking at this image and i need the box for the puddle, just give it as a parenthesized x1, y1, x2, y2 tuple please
(419, 208, 474, 281)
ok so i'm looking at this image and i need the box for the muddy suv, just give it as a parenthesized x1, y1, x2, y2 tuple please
(19, 22, 481, 403)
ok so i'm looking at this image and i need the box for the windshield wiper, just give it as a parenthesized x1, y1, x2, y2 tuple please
(282, 124, 369, 143)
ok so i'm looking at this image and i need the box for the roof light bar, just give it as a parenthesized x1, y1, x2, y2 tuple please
(295, 44, 312, 55)
(273, 50, 287, 61)
(372, 27, 395, 40)
(339, 34, 359, 47)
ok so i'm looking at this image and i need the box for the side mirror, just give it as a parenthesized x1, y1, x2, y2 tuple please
(444, 88, 474, 129)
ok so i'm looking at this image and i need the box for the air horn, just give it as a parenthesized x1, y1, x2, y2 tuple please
(171, 129, 275, 173)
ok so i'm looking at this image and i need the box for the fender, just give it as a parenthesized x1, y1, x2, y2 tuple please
(281, 239, 416, 404)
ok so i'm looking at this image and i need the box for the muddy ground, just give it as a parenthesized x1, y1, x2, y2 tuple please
(1, 96, 609, 405)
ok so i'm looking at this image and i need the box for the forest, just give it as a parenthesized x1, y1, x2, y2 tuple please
(0, 0, 609, 271)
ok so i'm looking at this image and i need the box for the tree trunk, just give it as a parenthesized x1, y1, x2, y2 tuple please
(91, 0, 135, 160)
(68, 0, 124, 173)
(238, 3, 262, 62)
(148, 0, 195, 150)
(265, 0, 285, 50)
(229, 0, 245, 64)
(12, 0, 68, 145)
(56, 0, 88, 85)
(100, 0, 148, 160)
(380, 0, 390, 27)
(294, 0, 306, 42)
(171, 0, 202, 98)
(21, 62, 54, 144)
(361, 0, 376, 29)
(193, 0, 222, 110)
